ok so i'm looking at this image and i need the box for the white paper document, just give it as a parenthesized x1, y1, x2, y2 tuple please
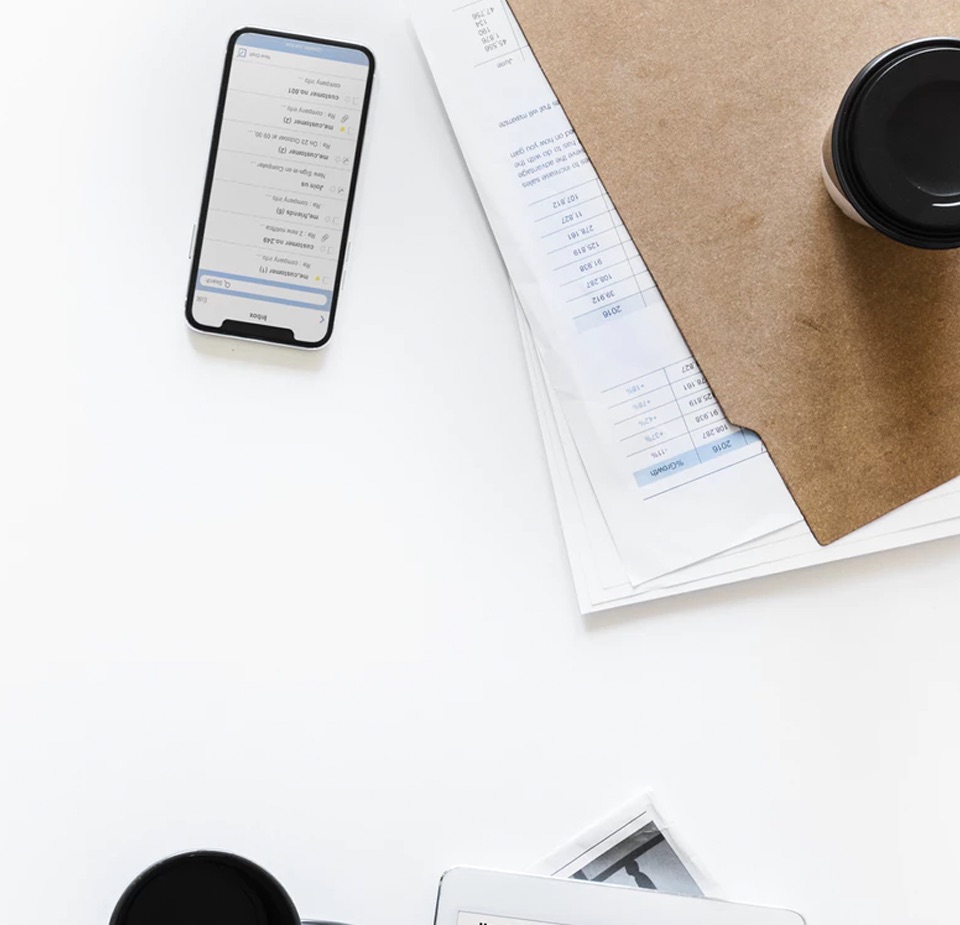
(514, 289, 960, 610)
(411, 0, 803, 586)
(411, 0, 960, 611)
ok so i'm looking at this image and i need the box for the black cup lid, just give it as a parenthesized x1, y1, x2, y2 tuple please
(833, 37, 960, 248)
(110, 852, 300, 925)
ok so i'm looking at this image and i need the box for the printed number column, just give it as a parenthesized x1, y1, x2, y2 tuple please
(666, 359, 747, 464)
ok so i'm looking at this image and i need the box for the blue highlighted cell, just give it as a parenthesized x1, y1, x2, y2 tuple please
(574, 292, 645, 333)
(635, 430, 752, 488)
(634, 448, 702, 487)
(698, 430, 747, 460)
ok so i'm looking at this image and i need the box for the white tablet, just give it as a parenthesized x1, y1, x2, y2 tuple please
(434, 868, 804, 925)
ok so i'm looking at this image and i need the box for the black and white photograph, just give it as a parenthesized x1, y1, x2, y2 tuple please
(570, 820, 703, 897)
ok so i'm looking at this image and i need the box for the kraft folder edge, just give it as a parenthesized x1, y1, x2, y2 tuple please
(507, 0, 960, 544)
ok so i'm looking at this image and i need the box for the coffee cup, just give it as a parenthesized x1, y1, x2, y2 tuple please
(822, 37, 960, 249)
(109, 850, 347, 925)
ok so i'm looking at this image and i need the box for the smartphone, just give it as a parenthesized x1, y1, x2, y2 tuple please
(186, 28, 375, 349)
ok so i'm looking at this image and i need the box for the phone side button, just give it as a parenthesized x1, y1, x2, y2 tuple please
(188, 224, 197, 260)
(345, 240, 352, 263)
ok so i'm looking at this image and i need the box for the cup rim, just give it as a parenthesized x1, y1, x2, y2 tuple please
(832, 36, 960, 249)
(109, 850, 301, 925)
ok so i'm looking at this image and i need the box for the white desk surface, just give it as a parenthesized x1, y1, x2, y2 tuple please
(2, 2, 959, 923)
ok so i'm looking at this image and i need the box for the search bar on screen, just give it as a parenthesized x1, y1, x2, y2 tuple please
(199, 275, 328, 305)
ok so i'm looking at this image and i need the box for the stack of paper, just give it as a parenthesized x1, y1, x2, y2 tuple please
(410, 0, 960, 612)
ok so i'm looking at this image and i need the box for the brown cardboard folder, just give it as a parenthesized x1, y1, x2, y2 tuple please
(508, 0, 960, 544)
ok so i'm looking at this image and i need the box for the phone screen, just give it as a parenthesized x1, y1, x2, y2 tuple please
(187, 30, 374, 347)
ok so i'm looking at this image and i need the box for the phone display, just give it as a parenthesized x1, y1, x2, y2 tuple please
(186, 29, 374, 348)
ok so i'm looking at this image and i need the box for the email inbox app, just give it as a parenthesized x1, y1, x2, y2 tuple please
(192, 33, 371, 343)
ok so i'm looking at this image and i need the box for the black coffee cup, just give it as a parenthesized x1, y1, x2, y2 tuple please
(822, 36, 960, 249)
(110, 851, 347, 925)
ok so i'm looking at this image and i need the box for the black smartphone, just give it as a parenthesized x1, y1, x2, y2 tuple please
(186, 28, 375, 349)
